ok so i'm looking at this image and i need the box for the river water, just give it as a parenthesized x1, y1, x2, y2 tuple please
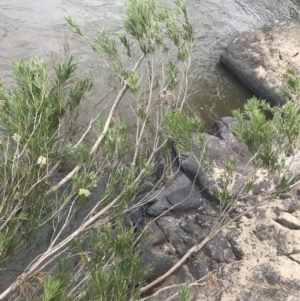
(1, 0, 300, 131)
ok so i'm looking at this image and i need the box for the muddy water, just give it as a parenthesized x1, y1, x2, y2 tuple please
(1, 0, 300, 295)
(1, 0, 300, 130)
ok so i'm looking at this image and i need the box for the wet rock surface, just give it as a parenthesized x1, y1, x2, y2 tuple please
(130, 117, 300, 300)
(220, 22, 300, 106)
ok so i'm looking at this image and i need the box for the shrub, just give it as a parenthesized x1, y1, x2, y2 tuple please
(0, 0, 198, 299)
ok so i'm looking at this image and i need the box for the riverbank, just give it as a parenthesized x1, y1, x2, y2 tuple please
(130, 116, 300, 300)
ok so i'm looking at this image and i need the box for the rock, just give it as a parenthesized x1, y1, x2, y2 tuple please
(127, 192, 152, 227)
(220, 22, 300, 106)
(219, 256, 300, 301)
(141, 247, 174, 281)
(146, 198, 172, 217)
(203, 133, 252, 176)
(214, 116, 237, 141)
(157, 216, 195, 256)
(255, 207, 267, 220)
(178, 151, 219, 203)
(226, 229, 245, 260)
(195, 213, 215, 230)
(281, 198, 300, 214)
(275, 212, 300, 230)
(252, 179, 269, 195)
(145, 171, 205, 217)
(289, 253, 300, 264)
(179, 215, 210, 241)
(179, 132, 252, 201)
(131, 96, 300, 300)
(186, 258, 210, 280)
(279, 193, 292, 200)
(204, 234, 236, 263)
(166, 185, 205, 212)
(144, 222, 166, 247)
(242, 195, 258, 206)
(254, 219, 300, 255)
(268, 198, 300, 216)
(143, 192, 300, 300)
(175, 265, 196, 284)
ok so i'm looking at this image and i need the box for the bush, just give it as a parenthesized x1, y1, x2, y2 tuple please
(232, 70, 300, 189)
(0, 0, 198, 299)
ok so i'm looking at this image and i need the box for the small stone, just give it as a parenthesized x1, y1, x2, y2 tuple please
(157, 216, 192, 256)
(166, 185, 204, 212)
(146, 198, 171, 217)
(256, 208, 267, 219)
(187, 259, 210, 280)
(279, 193, 292, 200)
(290, 254, 300, 264)
(275, 212, 300, 230)
(144, 222, 166, 247)
(140, 247, 173, 281)
(204, 234, 235, 263)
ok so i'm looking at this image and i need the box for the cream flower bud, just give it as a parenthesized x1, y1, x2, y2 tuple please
(37, 156, 47, 166)
(12, 133, 21, 142)
(79, 188, 91, 197)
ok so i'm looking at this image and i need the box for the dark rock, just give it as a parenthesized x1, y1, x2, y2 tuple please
(144, 222, 166, 247)
(204, 234, 235, 263)
(197, 202, 219, 217)
(175, 265, 196, 284)
(262, 265, 281, 285)
(127, 192, 153, 226)
(281, 198, 300, 213)
(254, 222, 274, 242)
(272, 206, 282, 216)
(252, 179, 269, 195)
(221, 35, 285, 106)
(279, 193, 292, 200)
(187, 259, 210, 280)
(157, 216, 195, 256)
(141, 247, 174, 281)
(127, 206, 145, 227)
(178, 151, 219, 203)
(179, 215, 210, 242)
(243, 195, 258, 206)
(166, 185, 205, 212)
(127, 210, 151, 232)
(179, 133, 252, 199)
(275, 212, 300, 230)
(255, 208, 267, 219)
(214, 116, 237, 141)
(146, 198, 172, 217)
(195, 214, 214, 230)
(220, 23, 300, 106)
(145, 171, 198, 217)
(226, 229, 245, 260)
(204, 134, 252, 174)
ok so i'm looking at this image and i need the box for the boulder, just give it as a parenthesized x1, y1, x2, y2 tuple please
(214, 116, 237, 141)
(145, 171, 206, 217)
(220, 22, 300, 106)
(179, 131, 253, 201)
(141, 247, 174, 281)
